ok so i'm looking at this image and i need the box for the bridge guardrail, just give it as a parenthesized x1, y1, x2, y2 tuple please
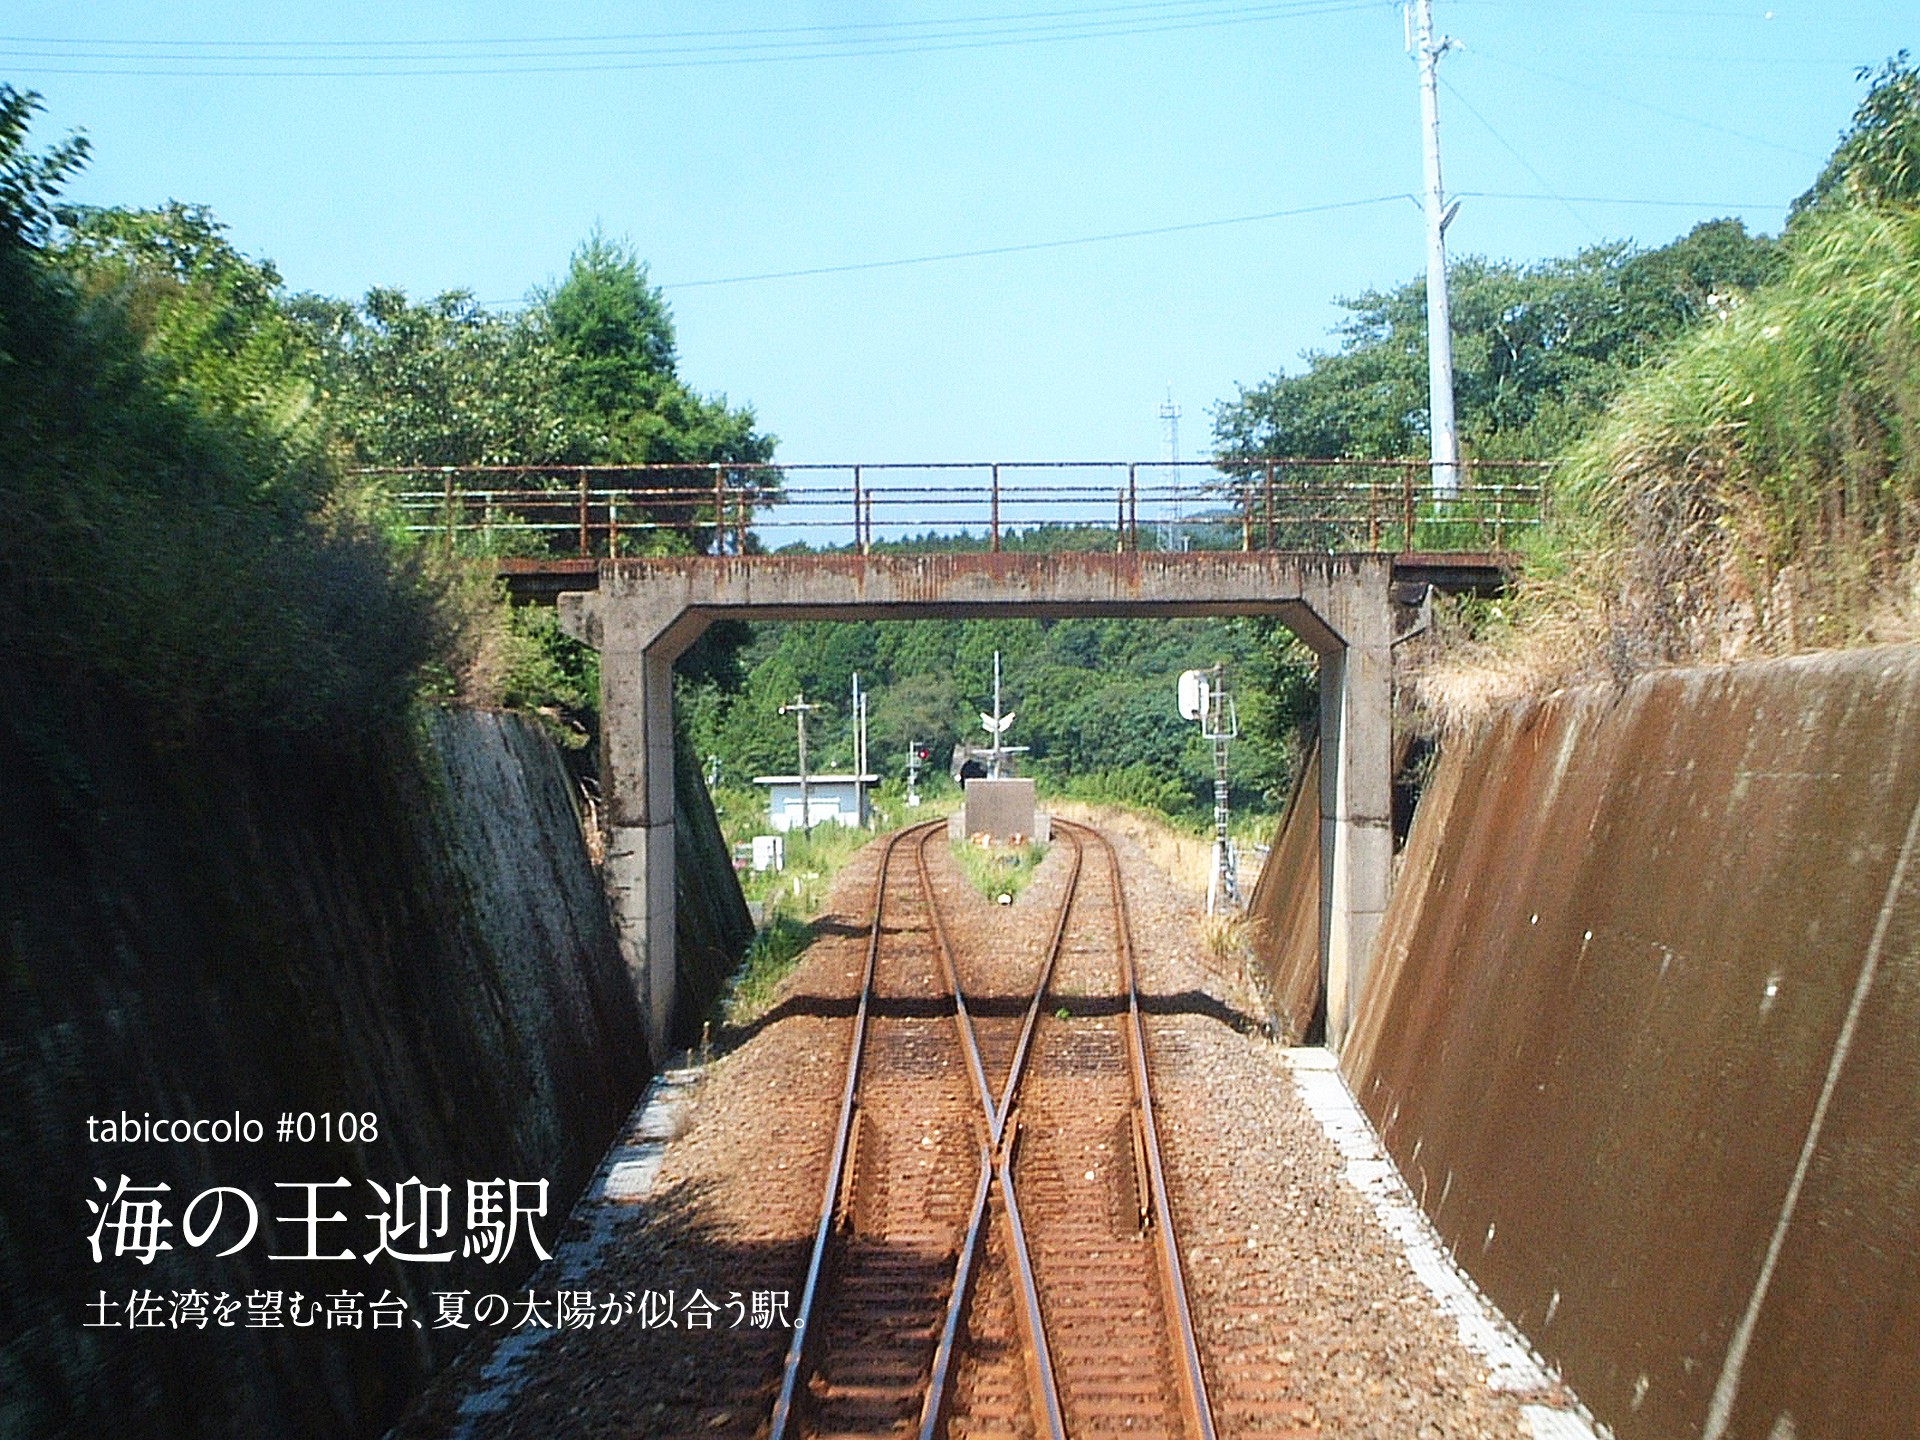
(356, 459, 1550, 559)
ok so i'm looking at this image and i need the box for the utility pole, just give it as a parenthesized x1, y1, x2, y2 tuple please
(779, 692, 818, 831)
(1411, 0, 1461, 500)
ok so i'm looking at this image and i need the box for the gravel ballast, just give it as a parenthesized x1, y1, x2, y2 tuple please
(398, 825, 1594, 1439)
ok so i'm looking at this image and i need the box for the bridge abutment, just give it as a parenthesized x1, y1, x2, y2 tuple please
(1316, 603, 1395, 1049)
(597, 648, 680, 1056)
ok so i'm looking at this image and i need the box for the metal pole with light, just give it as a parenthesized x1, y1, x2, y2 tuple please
(979, 651, 1027, 778)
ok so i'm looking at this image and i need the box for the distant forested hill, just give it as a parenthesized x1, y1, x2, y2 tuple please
(680, 610, 1317, 825)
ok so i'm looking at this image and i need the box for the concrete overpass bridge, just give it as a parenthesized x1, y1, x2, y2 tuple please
(368, 459, 1544, 1057)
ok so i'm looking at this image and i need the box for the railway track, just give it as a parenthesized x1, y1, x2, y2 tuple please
(769, 819, 1216, 1440)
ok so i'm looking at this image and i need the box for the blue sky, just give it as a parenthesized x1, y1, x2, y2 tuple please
(4, 2, 1910, 461)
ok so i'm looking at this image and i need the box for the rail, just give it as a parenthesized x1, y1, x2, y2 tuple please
(359, 458, 1549, 558)
(766, 822, 931, 1439)
(917, 824, 1070, 1440)
(772, 818, 1216, 1438)
(1091, 817, 1216, 1440)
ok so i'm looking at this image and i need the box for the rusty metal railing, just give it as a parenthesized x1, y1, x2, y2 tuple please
(359, 458, 1549, 559)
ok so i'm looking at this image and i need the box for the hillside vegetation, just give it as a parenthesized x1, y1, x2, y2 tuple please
(0, 90, 444, 735)
(0, 84, 766, 738)
(1408, 57, 1920, 724)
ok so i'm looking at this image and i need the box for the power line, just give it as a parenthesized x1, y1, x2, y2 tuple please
(0, 0, 1371, 50)
(1468, 47, 1827, 161)
(1459, 190, 1790, 209)
(461, 188, 1791, 305)
(1572, 52, 1896, 69)
(0, 1, 1384, 77)
(1448, 1, 1881, 17)
(1438, 74, 1602, 240)
(656, 195, 1413, 290)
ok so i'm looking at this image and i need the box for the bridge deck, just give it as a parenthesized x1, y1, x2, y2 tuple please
(497, 550, 1517, 606)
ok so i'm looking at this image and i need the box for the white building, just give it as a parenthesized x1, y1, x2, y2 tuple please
(752, 774, 879, 832)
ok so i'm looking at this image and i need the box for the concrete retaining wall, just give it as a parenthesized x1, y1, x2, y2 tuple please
(1246, 745, 1323, 1044)
(672, 730, 756, 1047)
(1338, 645, 1920, 1440)
(0, 688, 656, 1439)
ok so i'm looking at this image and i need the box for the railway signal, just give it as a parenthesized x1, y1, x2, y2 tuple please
(906, 741, 930, 807)
(979, 651, 1029, 779)
(1179, 665, 1241, 914)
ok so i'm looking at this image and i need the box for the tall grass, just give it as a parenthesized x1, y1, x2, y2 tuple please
(1047, 800, 1217, 900)
(719, 909, 817, 1024)
(1417, 204, 1920, 727)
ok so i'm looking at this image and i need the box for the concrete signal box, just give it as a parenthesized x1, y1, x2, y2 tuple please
(951, 777, 1050, 842)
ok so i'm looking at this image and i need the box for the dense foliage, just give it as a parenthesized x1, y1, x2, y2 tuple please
(12, 48, 1915, 769)
(0, 86, 775, 735)
(0, 89, 446, 735)
(295, 231, 773, 481)
(1545, 202, 1920, 668)
(686, 611, 1317, 827)
(1214, 220, 1784, 466)
(1791, 52, 1920, 221)
(1414, 57, 1920, 709)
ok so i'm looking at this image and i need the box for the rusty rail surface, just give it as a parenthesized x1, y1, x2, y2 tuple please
(771, 818, 1217, 1439)
(361, 457, 1548, 559)
(916, 824, 1069, 1440)
(1004, 820, 1216, 1439)
(769, 819, 958, 1439)
(1093, 819, 1217, 1440)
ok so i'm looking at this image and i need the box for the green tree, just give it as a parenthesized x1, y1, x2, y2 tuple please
(536, 232, 773, 468)
(539, 232, 676, 421)
(297, 232, 776, 562)
(1792, 52, 1920, 222)
(866, 671, 962, 770)
(52, 203, 332, 492)
(690, 613, 1315, 827)
(294, 286, 573, 468)
(0, 90, 445, 734)
(1214, 222, 1781, 466)
(0, 84, 86, 254)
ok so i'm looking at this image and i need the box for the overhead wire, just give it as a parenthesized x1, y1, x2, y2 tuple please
(0, 0, 1373, 51)
(22, 0, 1827, 301)
(1468, 47, 1826, 160)
(0, 1, 1384, 77)
(654, 195, 1414, 290)
(1438, 74, 1603, 240)
(443, 189, 1777, 300)
(1459, 191, 1789, 209)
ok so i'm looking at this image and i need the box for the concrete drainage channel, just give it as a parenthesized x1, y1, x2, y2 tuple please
(437, 1058, 705, 1439)
(1285, 1048, 1605, 1440)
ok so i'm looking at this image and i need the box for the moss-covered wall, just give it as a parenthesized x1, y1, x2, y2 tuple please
(0, 673, 652, 1439)
(672, 730, 755, 1047)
